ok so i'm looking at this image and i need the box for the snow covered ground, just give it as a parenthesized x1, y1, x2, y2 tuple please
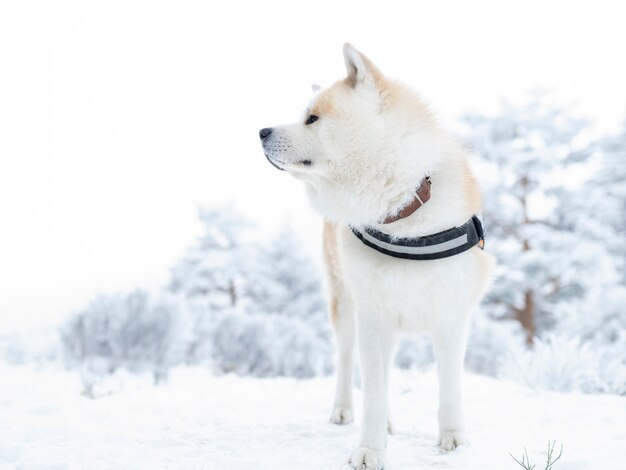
(1, 364, 625, 470)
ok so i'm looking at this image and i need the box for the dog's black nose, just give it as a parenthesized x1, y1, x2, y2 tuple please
(259, 128, 273, 140)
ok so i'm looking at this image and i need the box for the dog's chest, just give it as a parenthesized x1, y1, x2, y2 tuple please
(337, 225, 483, 331)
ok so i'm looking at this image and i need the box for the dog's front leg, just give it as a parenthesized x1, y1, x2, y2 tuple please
(432, 322, 470, 451)
(349, 308, 393, 470)
(330, 291, 355, 424)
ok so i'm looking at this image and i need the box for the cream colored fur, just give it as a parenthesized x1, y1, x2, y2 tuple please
(261, 43, 494, 470)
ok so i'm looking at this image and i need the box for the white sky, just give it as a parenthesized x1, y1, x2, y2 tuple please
(1, 0, 625, 330)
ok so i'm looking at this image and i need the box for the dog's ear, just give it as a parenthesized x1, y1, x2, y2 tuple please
(311, 84, 322, 94)
(343, 43, 382, 89)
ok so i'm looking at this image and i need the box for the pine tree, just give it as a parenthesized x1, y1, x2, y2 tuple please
(207, 226, 332, 377)
(552, 120, 626, 353)
(463, 96, 612, 344)
(167, 208, 251, 363)
(588, 121, 626, 277)
(243, 227, 326, 320)
(168, 207, 250, 309)
(167, 208, 332, 375)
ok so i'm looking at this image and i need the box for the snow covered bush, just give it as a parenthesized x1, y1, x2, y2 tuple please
(210, 311, 332, 377)
(394, 313, 525, 377)
(501, 334, 626, 395)
(395, 336, 435, 371)
(61, 290, 181, 388)
(0, 329, 61, 365)
(465, 314, 525, 376)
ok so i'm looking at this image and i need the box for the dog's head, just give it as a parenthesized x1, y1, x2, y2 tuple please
(260, 44, 439, 224)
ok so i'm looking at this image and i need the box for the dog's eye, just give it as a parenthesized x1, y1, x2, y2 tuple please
(305, 115, 319, 125)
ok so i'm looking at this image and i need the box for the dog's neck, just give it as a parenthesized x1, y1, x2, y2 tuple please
(305, 135, 480, 231)
(372, 157, 482, 239)
(379, 176, 431, 224)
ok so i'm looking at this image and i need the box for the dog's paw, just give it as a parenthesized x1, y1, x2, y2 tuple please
(439, 429, 469, 451)
(330, 405, 353, 425)
(348, 446, 385, 469)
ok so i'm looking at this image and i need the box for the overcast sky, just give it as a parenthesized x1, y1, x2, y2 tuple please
(1, 0, 625, 330)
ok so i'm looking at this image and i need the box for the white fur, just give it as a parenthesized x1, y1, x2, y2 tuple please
(261, 44, 494, 469)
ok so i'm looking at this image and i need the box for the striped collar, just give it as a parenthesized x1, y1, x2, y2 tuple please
(350, 215, 485, 260)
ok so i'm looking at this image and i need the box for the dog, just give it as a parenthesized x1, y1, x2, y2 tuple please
(259, 44, 493, 469)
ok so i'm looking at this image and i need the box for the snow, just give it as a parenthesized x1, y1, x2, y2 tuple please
(2, 365, 625, 470)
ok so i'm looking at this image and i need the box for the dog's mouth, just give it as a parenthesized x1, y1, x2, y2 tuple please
(263, 150, 312, 172)
(264, 152, 286, 171)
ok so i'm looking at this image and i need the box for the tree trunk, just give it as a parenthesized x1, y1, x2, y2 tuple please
(516, 176, 536, 345)
(228, 279, 237, 306)
(515, 289, 536, 346)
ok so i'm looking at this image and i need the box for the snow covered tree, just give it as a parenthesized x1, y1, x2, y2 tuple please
(169, 207, 251, 309)
(567, 120, 626, 278)
(167, 208, 252, 363)
(167, 208, 333, 376)
(551, 120, 626, 362)
(462, 96, 617, 345)
(243, 227, 326, 320)
(206, 226, 332, 377)
(596, 120, 626, 237)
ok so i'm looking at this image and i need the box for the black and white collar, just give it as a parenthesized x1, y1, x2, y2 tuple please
(350, 215, 485, 260)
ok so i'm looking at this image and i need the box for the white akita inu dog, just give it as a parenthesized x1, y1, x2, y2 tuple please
(260, 44, 493, 469)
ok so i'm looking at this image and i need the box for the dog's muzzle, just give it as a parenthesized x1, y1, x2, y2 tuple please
(259, 127, 286, 171)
